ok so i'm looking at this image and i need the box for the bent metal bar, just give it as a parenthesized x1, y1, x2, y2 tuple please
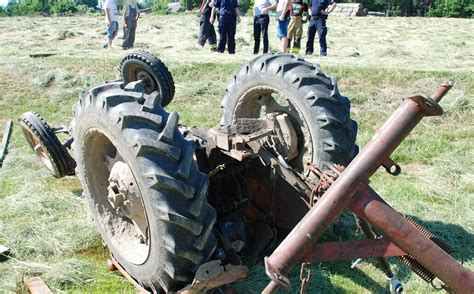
(263, 81, 474, 293)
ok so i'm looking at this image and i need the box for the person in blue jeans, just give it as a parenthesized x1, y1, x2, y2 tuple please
(103, 0, 119, 49)
(275, 0, 291, 53)
(210, 0, 241, 54)
(305, 0, 337, 56)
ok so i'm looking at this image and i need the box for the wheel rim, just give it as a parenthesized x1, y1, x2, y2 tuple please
(83, 129, 150, 265)
(232, 86, 313, 175)
(20, 124, 55, 172)
(129, 64, 160, 94)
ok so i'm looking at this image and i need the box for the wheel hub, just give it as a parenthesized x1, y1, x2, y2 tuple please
(107, 161, 149, 244)
(136, 70, 156, 92)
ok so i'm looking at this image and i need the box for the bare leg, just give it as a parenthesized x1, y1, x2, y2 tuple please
(280, 37, 288, 53)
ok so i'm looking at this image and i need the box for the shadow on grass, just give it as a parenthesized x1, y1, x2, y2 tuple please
(71, 188, 83, 197)
(237, 214, 473, 293)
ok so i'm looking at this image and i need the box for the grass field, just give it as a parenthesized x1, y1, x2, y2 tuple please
(0, 13, 473, 293)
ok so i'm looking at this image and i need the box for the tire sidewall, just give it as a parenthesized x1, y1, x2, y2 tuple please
(223, 73, 322, 169)
(73, 108, 167, 284)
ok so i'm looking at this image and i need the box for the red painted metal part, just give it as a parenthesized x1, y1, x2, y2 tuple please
(303, 238, 406, 263)
(263, 81, 474, 293)
(348, 184, 474, 293)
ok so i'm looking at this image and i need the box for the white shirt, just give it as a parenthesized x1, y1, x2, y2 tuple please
(104, 0, 119, 22)
(254, 0, 276, 16)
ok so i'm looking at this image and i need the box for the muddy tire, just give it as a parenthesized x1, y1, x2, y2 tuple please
(120, 51, 175, 107)
(220, 54, 357, 173)
(18, 112, 76, 178)
(72, 83, 216, 292)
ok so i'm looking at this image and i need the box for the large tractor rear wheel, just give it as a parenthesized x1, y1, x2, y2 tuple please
(221, 54, 358, 229)
(221, 54, 358, 175)
(72, 83, 216, 292)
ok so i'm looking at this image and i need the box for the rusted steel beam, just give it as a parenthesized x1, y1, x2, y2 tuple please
(24, 276, 52, 294)
(303, 239, 406, 263)
(348, 185, 474, 293)
(262, 82, 461, 292)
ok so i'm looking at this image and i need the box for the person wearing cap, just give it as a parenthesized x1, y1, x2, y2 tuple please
(210, 0, 241, 54)
(305, 0, 337, 56)
(198, 0, 217, 51)
(253, 0, 277, 54)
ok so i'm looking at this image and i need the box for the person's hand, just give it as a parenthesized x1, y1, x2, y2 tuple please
(107, 20, 111, 26)
(278, 15, 285, 21)
(124, 23, 128, 28)
(210, 17, 214, 24)
(237, 15, 241, 24)
(261, 7, 268, 14)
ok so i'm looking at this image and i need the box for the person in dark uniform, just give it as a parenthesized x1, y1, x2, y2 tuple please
(210, 0, 241, 54)
(122, 0, 140, 50)
(198, 0, 217, 51)
(305, 0, 337, 56)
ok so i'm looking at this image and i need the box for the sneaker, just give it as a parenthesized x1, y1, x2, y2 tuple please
(103, 44, 109, 49)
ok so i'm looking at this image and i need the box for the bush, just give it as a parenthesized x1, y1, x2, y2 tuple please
(239, 0, 252, 14)
(150, 0, 171, 14)
(50, 0, 77, 14)
(76, 3, 94, 14)
(427, 0, 473, 17)
(345, 0, 472, 18)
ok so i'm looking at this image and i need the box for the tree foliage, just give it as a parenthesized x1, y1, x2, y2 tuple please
(2, 0, 97, 15)
(347, 0, 472, 17)
(0, 0, 472, 17)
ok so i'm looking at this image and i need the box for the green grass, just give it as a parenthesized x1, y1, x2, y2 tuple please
(0, 13, 473, 293)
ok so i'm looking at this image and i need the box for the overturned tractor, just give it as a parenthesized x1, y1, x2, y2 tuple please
(19, 51, 474, 293)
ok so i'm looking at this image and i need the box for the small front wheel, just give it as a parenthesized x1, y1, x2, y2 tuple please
(18, 112, 75, 178)
(120, 50, 175, 107)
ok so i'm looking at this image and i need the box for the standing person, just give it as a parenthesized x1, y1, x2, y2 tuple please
(210, 0, 241, 54)
(305, 0, 337, 56)
(122, 0, 140, 50)
(253, 0, 277, 54)
(103, 0, 119, 49)
(275, 0, 291, 53)
(198, 0, 217, 51)
(287, 0, 308, 53)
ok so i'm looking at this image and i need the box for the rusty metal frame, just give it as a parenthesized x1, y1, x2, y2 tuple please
(303, 238, 406, 263)
(262, 81, 474, 293)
